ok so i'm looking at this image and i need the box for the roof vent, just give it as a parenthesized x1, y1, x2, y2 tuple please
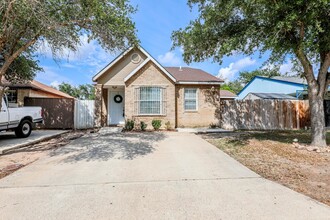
(179, 66, 183, 71)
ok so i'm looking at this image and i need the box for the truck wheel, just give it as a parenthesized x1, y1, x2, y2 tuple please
(15, 120, 32, 138)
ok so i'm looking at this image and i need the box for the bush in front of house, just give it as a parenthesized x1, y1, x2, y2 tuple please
(209, 123, 218, 129)
(165, 121, 172, 130)
(152, 119, 162, 130)
(124, 119, 135, 131)
(140, 121, 147, 131)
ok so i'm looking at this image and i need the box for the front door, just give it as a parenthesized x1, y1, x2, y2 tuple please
(108, 91, 125, 125)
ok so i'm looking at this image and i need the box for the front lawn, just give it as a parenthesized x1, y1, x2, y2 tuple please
(200, 130, 330, 206)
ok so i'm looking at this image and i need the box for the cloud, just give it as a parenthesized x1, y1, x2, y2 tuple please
(35, 66, 72, 86)
(279, 61, 295, 75)
(218, 57, 256, 82)
(157, 51, 181, 66)
(50, 80, 60, 88)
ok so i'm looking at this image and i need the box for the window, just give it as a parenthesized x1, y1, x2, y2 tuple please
(135, 87, 166, 115)
(184, 88, 197, 111)
(6, 90, 17, 103)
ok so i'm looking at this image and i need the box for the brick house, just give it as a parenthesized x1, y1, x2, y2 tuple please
(93, 46, 225, 128)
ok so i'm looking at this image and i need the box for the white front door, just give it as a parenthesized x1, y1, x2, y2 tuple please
(108, 91, 125, 125)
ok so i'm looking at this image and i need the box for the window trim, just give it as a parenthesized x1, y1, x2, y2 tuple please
(6, 89, 18, 104)
(135, 86, 166, 116)
(184, 88, 198, 112)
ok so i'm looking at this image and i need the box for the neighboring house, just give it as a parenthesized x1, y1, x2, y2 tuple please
(220, 90, 237, 100)
(243, 92, 297, 100)
(236, 76, 327, 100)
(2, 80, 74, 107)
(92, 46, 224, 128)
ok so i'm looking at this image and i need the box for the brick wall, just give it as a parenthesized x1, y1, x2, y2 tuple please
(176, 85, 219, 127)
(125, 61, 176, 129)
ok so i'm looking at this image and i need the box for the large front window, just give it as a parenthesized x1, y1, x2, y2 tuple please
(135, 87, 166, 115)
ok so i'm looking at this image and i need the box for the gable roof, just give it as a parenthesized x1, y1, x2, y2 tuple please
(220, 90, 237, 98)
(237, 76, 306, 96)
(93, 46, 224, 85)
(272, 76, 307, 85)
(165, 67, 223, 84)
(93, 46, 176, 83)
(248, 92, 297, 100)
(3, 79, 74, 98)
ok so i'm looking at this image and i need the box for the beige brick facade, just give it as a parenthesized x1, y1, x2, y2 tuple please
(176, 85, 219, 127)
(125, 61, 176, 129)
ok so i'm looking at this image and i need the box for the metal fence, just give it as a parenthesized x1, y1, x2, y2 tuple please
(74, 100, 95, 129)
(220, 99, 310, 130)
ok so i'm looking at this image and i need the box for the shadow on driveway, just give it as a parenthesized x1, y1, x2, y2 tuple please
(50, 132, 166, 163)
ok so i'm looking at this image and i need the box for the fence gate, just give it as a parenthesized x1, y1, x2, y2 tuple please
(74, 100, 95, 129)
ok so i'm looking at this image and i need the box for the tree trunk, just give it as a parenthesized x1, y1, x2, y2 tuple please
(308, 86, 327, 147)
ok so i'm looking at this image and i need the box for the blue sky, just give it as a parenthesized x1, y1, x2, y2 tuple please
(35, 0, 293, 87)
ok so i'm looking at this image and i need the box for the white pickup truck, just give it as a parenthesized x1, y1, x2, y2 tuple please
(0, 95, 43, 138)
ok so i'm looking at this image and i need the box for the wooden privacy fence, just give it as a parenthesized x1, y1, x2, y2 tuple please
(25, 97, 75, 129)
(220, 100, 310, 130)
(74, 100, 95, 129)
(25, 98, 95, 129)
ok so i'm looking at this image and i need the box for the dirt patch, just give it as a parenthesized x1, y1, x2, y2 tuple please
(201, 131, 330, 206)
(0, 130, 91, 179)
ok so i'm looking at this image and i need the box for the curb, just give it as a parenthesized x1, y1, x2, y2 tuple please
(0, 130, 71, 155)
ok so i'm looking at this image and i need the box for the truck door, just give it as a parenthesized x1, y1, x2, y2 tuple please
(0, 97, 9, 129)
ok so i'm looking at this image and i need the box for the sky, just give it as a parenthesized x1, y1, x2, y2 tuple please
(35, 0, 294, 87)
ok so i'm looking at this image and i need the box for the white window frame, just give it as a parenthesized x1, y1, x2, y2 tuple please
(135, 86, 166, 116)
(184, 88, 198, 112)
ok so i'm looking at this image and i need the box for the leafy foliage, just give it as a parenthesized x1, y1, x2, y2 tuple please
(151, 119, 162, 130)
(173, 0, 330, 146)
(140, 121, 147, 131)
(124, 119, 135, 131)
(0, 0, 138, 108)
(58, 82, 95, 100)
(221, 81, 242, 94)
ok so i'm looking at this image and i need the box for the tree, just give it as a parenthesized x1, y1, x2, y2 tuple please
(238, 69, 281, 85)
(172, 0, 330, 147)
(0, 0, 137, 108)
(221, 80, 242, 94)
(58, 82, 95, 100)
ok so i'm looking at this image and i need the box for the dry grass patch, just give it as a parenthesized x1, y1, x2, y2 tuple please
(201, 131, 330, 206)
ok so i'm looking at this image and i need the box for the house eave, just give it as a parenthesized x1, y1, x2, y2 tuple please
(176, 81, 223, 85)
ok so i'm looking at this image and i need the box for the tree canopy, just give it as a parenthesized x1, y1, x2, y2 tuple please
(172, 0, 330, 147)
(0, 0, 138, 105)
(58, 82, 95, 100)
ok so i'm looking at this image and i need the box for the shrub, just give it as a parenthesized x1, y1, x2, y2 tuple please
(152, 119, 162, 130)
(140, 121, 147, 131)
(124, 119, 135, 131)
(165, 121, 172, 130)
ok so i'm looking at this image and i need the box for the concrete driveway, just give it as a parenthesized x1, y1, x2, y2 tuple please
(0, 131, 329, 219)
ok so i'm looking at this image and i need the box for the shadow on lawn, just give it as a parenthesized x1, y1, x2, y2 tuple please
(202, 130, 330, 145)
(50, 132, 166, 163)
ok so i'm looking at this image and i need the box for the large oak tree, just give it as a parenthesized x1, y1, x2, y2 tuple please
(0, 0, 137, 108)
(172, 0, 330, 147)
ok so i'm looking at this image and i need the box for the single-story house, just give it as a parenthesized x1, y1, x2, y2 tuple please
(92, 46, 224, 128)
(243, 92, 297, 100)
(2, 80, 74, 107)
(237, 76, 322, 100)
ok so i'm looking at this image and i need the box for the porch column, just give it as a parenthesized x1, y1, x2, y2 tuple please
(94, 84, 103, 127)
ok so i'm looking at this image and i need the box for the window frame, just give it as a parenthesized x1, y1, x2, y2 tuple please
(6, 89, 18, 104)
(135, 86, 166, 116)
(184, 88, 198, 112)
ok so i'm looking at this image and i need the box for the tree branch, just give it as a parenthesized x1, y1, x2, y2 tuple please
(318, 51, 330, 96)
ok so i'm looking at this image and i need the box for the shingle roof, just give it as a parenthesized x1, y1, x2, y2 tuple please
(2, 79, 74, 99)
(220, 90, 237, 98)
(165, 67, 224, 83)
(271, 76, 307, 85)
(250, 93, 297, 100)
